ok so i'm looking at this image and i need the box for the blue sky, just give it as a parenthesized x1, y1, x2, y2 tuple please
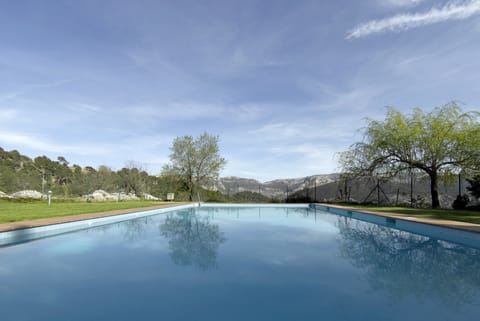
(0, 0, 479, 181)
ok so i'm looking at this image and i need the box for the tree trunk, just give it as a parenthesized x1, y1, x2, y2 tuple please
(188, 174, 194, 201)
(429, 171, 440, 209)
(188, 185, 194, 201)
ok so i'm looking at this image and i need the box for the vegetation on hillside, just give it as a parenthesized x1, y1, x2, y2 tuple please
(0, 132, 227, 202)
(0, 147, 175, 198)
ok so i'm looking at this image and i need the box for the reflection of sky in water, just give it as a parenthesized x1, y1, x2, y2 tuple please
(43, 237, 97, 256)
(0, 206, 479, 321)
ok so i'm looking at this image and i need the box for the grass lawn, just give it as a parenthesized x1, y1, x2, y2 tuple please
(342, 204, 480, 225)
(0, 199, 182, 224)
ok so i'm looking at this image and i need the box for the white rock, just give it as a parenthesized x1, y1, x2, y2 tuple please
(11, 190, 43, 199)
(91, 190, 116, 201)
(143, 193, 159, 200)
(0, 191, 11, 198)
(83, 190, 140, 201)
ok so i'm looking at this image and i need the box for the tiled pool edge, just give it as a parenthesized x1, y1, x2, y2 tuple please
(0, 203, 197, 246)
(312, 203, 480, 249)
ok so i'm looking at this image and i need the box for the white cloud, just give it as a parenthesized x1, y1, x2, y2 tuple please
(0, 109, 18, 121)
(249, 123, 309, 140)
(347, 0, 480, 39)
(0, 79, 75, 103)
(249, 121, 352, 142)
(227, 104, 271, 122)
(0, 129, 174, 173)
(0, 131, 113, 156)
(24, 78, 76, 90)
(378, 0, 425, 8)
(0, 92, 23, 103)
(121, 102, 271, 122)
(314, 86, 386, 113)
(265, 142, 344, 176)
(221, 125, 350, 180)
(67, 103, 103, 113)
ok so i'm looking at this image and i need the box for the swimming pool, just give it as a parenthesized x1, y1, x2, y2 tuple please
(1, 204, 479, 321)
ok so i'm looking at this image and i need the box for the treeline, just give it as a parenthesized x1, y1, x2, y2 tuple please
(0, 147, 180, 199)
(0, 147, 275, 202)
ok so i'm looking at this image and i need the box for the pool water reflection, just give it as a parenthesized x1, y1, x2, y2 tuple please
(0, 206, 479, 321)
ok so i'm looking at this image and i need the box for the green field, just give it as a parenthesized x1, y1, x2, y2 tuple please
(0, 199, 182, 223)
(343, 205, 480, 225)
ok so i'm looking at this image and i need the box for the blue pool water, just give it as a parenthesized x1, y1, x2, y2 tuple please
(1, 205, 480, 321)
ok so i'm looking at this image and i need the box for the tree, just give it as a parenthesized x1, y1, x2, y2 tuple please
(340, 102, 480, 208)
(163, 132, 226, 201)
(118, 161, 148, 196)
(55, 156, 72, 197)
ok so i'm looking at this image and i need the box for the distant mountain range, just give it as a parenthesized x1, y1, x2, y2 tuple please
(215, 173, 471, 208)
(216, 174, 340, 199)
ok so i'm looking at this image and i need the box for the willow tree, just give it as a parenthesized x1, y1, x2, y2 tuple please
(340, 102, 480, 208)
(163, 132, 226, 201)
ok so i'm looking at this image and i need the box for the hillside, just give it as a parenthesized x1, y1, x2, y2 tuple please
(216, 174, 339, 199)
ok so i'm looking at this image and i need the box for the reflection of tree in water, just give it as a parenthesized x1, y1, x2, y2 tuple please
(160, 209, 226, 270)
(93, 218, 150, 241)
(337, 217, 480, 307)
(123, 218, 149, 241)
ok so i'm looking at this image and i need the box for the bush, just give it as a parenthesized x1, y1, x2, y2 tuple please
(467, 175, 480, 199)
(452, 194, 469, 210)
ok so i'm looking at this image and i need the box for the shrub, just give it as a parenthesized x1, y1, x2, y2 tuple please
(467, 175, 480, 199)
(452, 194, 469, 210)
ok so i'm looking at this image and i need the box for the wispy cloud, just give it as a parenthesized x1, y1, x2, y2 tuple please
(123, 103, 225, 120)
(0, 92, 24, 103)
(0, 129, 175, 172)
(0, 109, 18, 122)
(0, 79, 76, 103)
(264, 142, 343, 176)
(25, 79, 76, 90)
(378, 0, 425, 8)
(249, 121, 352, 141)
(347, 0, 480, 39)
(0, 131, 112, 156)
(121, 102, 272, 122)
(67, 103, 103, 113)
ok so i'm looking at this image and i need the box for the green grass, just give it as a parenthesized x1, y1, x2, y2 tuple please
(342, 204, 480, 225)
(0, 199, 182, 223)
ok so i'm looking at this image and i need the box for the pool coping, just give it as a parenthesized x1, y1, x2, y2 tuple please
(316, 203, 480, 234)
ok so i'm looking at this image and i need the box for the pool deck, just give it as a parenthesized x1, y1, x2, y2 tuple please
(321, 203, 480, 234)
(0, 202, 479, 234)
(0, 202, 189, 233)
